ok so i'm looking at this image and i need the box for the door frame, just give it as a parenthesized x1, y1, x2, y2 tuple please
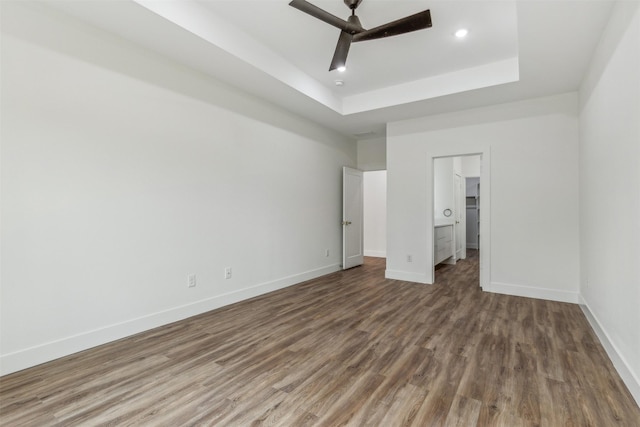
(430, 152, 490, 289)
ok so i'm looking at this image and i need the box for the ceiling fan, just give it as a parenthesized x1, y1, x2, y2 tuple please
(289, 0, 432, 71)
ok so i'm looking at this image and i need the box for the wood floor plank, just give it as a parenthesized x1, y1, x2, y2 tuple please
(1, 251, 639, 426)
(412, 354, 468, 426)
(377, 383, 428, 426)
(443, 394, 482, 427)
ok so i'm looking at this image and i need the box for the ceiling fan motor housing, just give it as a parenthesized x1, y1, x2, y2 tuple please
(344, 0, 363, 10)
(347, 15, 363, 33)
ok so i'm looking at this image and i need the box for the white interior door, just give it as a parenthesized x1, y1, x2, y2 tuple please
(454, 173, 466, 260)
(343, 167, 364, 269)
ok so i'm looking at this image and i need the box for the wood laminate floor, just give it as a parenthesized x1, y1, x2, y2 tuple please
(2, 251, 639, 426)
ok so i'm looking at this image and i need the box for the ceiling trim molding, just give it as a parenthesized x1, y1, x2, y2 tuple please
(134, 0, 343, 113)
(343, 57, 520, 115)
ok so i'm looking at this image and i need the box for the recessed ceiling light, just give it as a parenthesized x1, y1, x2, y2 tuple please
(337, 66, 347, 73)
(455, 28, 468, 38)
(334, 80, 344, 86)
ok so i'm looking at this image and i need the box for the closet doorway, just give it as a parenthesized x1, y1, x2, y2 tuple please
(465, 177, 480, 251)
(433, 155, 481, 285)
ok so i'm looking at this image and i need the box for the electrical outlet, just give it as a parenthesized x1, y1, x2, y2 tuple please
(188, 274, 196, 288)
(224, 267, 232, 279)
(407, 254, 413, 262)
(325, 249, 330, 257)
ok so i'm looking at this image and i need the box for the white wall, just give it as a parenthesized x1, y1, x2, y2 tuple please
(578, 1, 640, 404)
(386, 93, 580, 303)
(357, 136, 386, 171)
(363, 171, 386, 258)
(0, 3, 356, 374)
(434, 157, 454, 223)
(461, 155, 481, 177)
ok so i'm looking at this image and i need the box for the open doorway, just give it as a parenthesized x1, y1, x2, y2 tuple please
(433, 155, 481, 285)
(363, 170, 387, 260)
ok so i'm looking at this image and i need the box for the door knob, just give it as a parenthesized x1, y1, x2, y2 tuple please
(342, 220, 352, 225)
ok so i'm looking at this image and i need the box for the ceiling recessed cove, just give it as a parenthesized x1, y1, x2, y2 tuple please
(136, 0, 520, 116)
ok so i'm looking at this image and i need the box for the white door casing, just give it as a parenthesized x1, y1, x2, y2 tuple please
(343, 167, 364, 269)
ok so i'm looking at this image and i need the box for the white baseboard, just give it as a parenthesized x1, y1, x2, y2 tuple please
(364, 250, 386, 258)
(385, 269, 429, 284)
(579, 298, 640, 406)
(0, 263, 341, 376)
(486, 281, 580, 304)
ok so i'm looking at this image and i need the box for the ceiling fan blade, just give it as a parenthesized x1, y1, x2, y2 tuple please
(289, 0, 359, 33)
(329, 31, 353, 71)
(353, 9, 432, 42)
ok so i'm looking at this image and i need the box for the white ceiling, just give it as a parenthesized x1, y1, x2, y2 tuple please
(48, 0, 614, 138)
(201, 0, 519, 96)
